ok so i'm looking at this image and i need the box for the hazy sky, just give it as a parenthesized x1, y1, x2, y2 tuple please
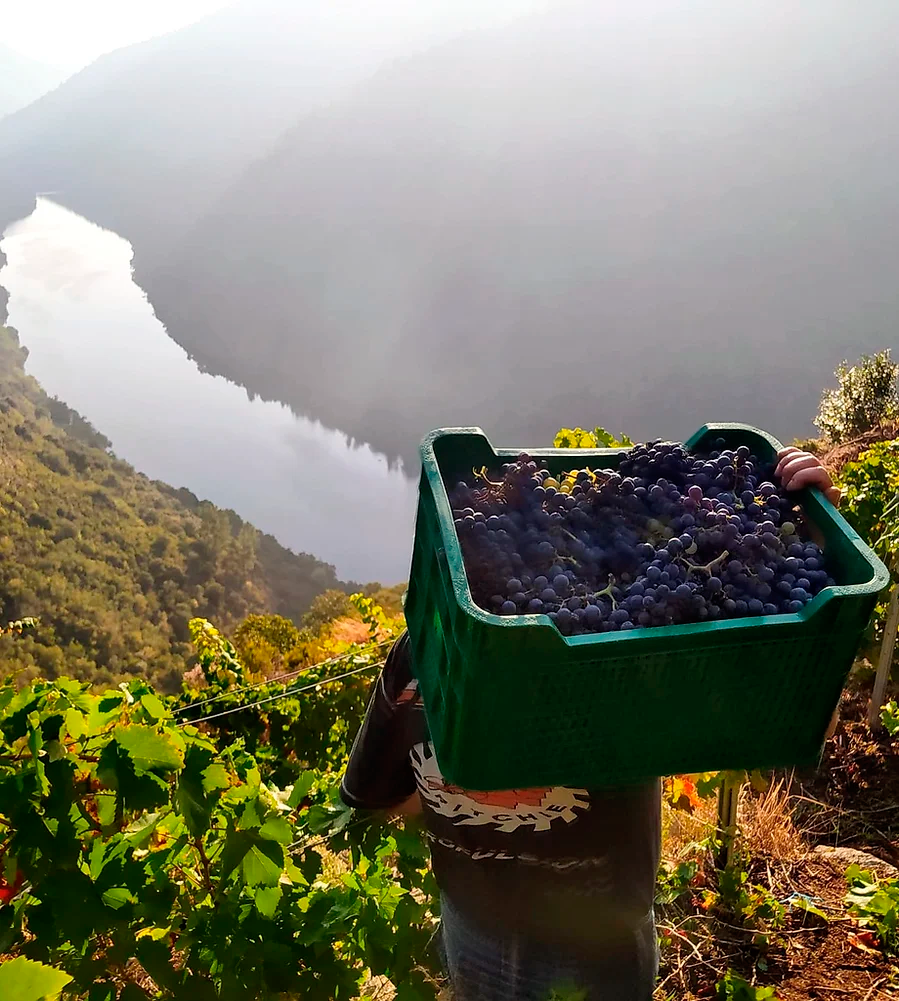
(3, 0, 231, 70)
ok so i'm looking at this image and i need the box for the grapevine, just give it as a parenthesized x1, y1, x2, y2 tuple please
(0, 603, 439, 1001)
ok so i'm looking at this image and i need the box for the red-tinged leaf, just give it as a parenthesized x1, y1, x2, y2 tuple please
(664, 775, 702, 813)
(847, 930, 880, 953)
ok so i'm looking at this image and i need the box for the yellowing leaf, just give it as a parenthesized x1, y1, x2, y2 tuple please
(136, 924, 172, 942)
(139, 693, 169, 721)
(663, 775, 702, 814)
(0, 957, 73, 1001)
(64, 707, 86, 741)
(201, 762, 230, 793)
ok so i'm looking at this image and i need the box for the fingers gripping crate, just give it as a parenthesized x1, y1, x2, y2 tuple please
(403, 424, 889, 790)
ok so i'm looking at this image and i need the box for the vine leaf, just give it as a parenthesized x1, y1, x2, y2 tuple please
(286, 770, 316, 808)
(258, 816, 292, 845)
(219, 829, 284, 888)
(253, 885, 282, 918)
(101, 886, 137, 910)
(242, 840, 284, 887)
(176, 746, 225, 837)
(26, 716, 49, 798)
(202, 762, 230, 793)
(139, 693, 169, 722)
(124, 811, 164, 848)
(0, 956, 73, 1001)
(114, 725, 183, 774)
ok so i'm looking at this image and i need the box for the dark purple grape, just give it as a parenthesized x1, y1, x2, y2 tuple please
(453, 443, 831, 631)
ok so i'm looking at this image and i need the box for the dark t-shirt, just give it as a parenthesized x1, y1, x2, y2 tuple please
(341, 632, 661, 956)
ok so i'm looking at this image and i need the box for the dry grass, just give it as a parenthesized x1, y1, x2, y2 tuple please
(741, 777, 806, 866)
(817, 421, 899, 477)
(661, 794, 718, 863)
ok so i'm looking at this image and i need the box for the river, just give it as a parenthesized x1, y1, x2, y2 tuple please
(0, 198, 418, 584)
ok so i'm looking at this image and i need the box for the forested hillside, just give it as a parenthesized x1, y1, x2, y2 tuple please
(0, 326, 345, 690)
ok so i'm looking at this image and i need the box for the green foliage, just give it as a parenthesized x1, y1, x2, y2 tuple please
(716, 864, 785, 932)
(840, 439, 899, 569)
(188, 619, 246, 688)
(881, 701, 899, 736)
(357, 583, 406, 618)
(231, 613, 305, 677)
(815, 350, 899, 443)
(845, 865, 899, 954)
(655, 860, 698, 906)
(839, 438, 899, 670)
(0, 326, 346, 691)
(553, 426, 634, 449)
(717, 971, 781, 1000)
(175, 607, 403, 785)
(0, 629, 438, 1000)
(0, 956, 73, 1001)
(546, 985, 587, 1001)
(302, 589, 354, 631)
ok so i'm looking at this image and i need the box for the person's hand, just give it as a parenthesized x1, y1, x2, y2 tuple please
(775, 447, 840, 506)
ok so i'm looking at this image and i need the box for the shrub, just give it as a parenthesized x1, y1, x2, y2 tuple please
(815, 350, 898, 443)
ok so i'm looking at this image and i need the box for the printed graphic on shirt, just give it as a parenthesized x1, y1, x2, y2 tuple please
(395, 679, 419, 705)
(411, 742, 590, 834)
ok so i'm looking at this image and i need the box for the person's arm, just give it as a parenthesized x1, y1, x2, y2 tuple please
(776, 447, 842, 738)
(340, 632, 422, 814)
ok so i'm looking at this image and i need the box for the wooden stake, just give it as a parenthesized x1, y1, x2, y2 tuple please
(716, 771, 743, 869)
(868, 582, 899, 732)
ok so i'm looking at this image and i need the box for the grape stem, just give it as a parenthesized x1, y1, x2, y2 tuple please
(594, 575, 619, 610)
(473, 466, 503, 488)
(680, 550, 730, 579)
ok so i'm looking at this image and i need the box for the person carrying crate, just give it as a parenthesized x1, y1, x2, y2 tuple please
(341, 447, 839, 1001)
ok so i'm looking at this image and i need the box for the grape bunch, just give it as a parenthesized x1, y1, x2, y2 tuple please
(449, 439, 834, 635)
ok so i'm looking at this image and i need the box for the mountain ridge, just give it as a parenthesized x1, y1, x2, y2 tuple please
(0, 44, 69, 120)
(141, 0, 899, 466)
(0, 0, 551, 275)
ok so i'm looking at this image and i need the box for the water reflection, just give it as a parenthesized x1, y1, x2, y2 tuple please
(0, 198, 417, 583)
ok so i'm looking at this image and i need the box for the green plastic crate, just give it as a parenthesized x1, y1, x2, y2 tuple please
(403, 423, 890, 790)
